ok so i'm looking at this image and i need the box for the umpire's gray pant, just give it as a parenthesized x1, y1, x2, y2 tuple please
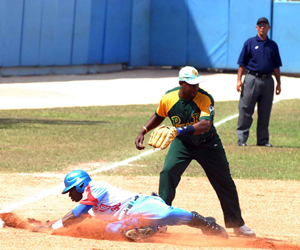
(237, 74, 274, 145)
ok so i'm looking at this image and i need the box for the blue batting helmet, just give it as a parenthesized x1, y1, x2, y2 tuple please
(62, 170, 91, 194)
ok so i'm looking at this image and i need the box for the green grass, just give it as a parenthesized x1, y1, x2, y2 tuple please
(0, 99, 299, 180)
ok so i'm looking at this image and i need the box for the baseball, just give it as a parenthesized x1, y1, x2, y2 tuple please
(0, 219, 5, 228)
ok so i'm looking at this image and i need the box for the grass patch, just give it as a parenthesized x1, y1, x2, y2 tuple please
(0, 99, 299, 180)
(0, 105, 160, 172)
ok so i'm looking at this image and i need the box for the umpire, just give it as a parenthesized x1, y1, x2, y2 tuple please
(236, 17, 282, 147)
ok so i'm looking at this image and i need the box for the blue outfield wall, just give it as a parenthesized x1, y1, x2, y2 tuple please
(129, 0, 151, 66)
(72, 0, 94, 65)
(87, 0, 106, 65)
(186, 0, 229, 69)
(227, 0, 272, 70)
(39, 0, 75, 66)
(149, 0, 229, 68)
(21, 0, 43, 66)
(146, 0, 273, 70)
(150, 0, 188, 66)
(0, 0, 300, 74)
(102, 0, 132, 64)
(0, 0, 24, 67)
(272, 2, 300, 74)
(0, 0, 132, 68)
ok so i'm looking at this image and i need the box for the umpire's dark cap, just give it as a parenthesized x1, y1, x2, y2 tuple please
(257, 17, 269, 25)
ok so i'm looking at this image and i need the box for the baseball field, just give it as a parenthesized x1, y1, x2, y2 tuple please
(0, 68, 299, 250)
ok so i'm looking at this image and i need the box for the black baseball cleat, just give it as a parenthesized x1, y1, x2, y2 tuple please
(238, 142, 247, 146)
(201, 221, 229, 239)
(187, 212, 228, 239)
(125, 226, 155, 241)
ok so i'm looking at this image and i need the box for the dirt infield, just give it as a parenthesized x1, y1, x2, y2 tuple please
(0, 69, 299, 249)
(0, 174, 299, 250)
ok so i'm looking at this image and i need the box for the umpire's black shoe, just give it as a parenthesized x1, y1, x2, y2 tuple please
(238, 142, 247, 146)
(257, 143, 273, 147)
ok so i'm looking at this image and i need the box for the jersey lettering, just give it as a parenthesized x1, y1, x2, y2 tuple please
(93, 203, 121, 212)
(171, 113, 200, 128)
(192, 113, 200, 123)
(171, 116, 181, 127)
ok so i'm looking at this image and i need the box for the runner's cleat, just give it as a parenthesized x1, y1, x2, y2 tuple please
(202, 223, 228, 238)
(125, 226, 155, 241)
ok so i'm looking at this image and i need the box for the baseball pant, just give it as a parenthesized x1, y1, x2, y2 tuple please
(237, 74, 274, 145)
(106, 195, 192, 234)
(159, 135, 245, 228)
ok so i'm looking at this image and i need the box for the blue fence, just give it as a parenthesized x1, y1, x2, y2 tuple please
(0, 0, 299, 74)
(272, 1, 300, 74)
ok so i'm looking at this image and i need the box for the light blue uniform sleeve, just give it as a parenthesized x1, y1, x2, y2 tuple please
(72, 204, 93, 217)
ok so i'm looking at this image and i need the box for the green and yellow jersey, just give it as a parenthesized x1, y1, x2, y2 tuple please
(155, 86, 216, 146)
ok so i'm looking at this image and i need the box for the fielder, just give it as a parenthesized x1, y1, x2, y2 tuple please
(135, 66, 255, 237)
(34, 169, 228, 240)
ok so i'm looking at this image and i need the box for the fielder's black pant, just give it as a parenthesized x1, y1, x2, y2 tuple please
(159, 134, 245, 228)
(237, 73, 274, 145)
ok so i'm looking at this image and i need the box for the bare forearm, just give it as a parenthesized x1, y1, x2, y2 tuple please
(135, 114, 165, 150)
(237, 66, 245, 82)
(139, 114, 165, 135)
(236, 66, 245, 92)
(193, 120, 212, 135)
(273, 67, 281, 85)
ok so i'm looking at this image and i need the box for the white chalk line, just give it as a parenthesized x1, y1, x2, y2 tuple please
(0, 148, 160, 214)
(0, 99, 282, 214)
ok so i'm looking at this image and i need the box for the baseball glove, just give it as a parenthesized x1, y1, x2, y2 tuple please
(148, 125, 177, 149)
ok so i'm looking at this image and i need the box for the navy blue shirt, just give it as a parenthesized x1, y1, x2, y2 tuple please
(238, 35, 282, 74)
